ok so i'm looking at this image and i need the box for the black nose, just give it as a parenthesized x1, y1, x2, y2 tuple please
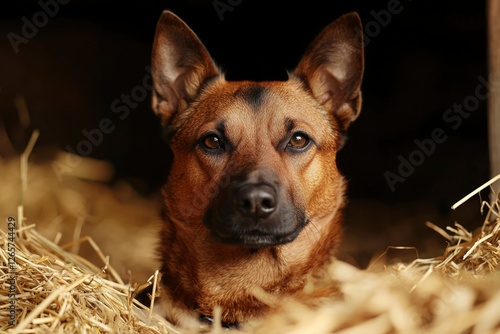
(234, 184, 277, 219)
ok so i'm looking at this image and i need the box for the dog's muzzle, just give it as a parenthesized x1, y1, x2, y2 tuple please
(204, 173, 306, 248)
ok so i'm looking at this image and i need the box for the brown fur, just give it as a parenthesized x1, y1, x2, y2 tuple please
(150, 11, 364, 325)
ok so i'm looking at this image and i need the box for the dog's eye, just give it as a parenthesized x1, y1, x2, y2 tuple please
(287, 132, 310, 150)
(201, 134, 223, 150)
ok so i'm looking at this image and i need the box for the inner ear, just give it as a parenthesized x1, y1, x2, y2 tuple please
(293, 12, 364, 132)
(151, 11, 221, 127)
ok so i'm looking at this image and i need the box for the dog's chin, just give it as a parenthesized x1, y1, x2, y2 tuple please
(210, 223, 306, 248)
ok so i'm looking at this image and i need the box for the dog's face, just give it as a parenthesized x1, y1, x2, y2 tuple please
(170, 79, 344, 248)
(151, 12, 363, 249)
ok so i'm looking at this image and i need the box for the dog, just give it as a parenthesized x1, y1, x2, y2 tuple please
(150, 10, 364, 327)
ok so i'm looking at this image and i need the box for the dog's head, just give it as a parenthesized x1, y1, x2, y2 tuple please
(151, 11, 363, 249)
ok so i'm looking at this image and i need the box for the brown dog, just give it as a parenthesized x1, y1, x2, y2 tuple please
(150, 10, 364, 326)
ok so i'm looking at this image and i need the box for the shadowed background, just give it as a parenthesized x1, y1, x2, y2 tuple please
(0, 0, 489, 268)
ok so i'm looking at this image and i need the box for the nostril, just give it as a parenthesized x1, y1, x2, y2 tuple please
(261, 198, 275, 211)
(242, 199, 253, 211)
(262, 199, 271, 209)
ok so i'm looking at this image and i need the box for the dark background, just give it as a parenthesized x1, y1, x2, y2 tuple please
(0, 0, 490, 264)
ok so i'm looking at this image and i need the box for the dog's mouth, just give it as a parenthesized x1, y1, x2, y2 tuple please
(203, 173, 308, 248)
(208, 218, 307, 248)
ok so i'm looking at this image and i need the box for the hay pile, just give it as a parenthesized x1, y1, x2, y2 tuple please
(0, 138, 160, 285)
(1, 136, 500, 333)
(0, 133, 172, 333)
(247, 182, 500, 334)
(0, 218, 174, 333)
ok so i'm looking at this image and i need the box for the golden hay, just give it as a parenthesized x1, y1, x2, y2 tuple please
(1, 132, 500, 333)
(0, 152, 160, 285)
(0, 221, 175, 334)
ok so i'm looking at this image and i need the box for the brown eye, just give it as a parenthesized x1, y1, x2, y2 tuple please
(288, 132, 310, 149)
(202, 134, 223, 150)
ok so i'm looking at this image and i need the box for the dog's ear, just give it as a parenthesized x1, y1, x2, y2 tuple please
(294, 13, 364, 132)
(151, 11, 220, 126)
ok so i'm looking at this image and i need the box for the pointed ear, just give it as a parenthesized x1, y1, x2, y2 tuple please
(294, 12, 364, 132)
(151, 11, 220, 126)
